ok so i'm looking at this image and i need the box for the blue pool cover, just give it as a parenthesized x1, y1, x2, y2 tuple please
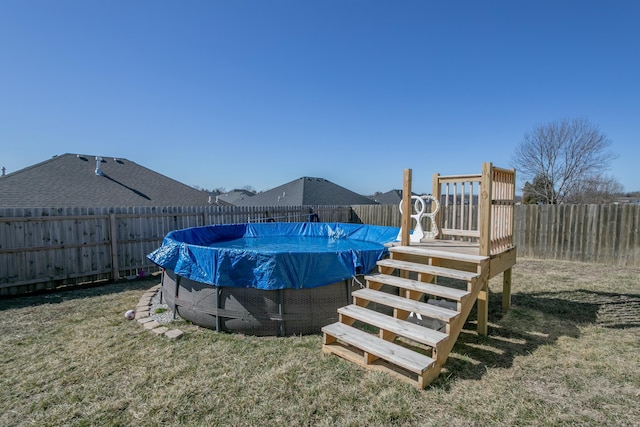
(148, 222, 400, 290)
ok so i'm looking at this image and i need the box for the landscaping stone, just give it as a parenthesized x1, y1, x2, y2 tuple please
(132, 285, 186, 339)
(165, 329, 184, 339)
(143, 320, 161, 330)
(135, 311, 150, 320)
(138, 297, 152, 305)
(151, 326, 169, 335)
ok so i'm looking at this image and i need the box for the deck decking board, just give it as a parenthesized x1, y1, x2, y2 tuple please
(322, 322, 435, 374)
(352, 288, 459, 322)
(364, 273, 469, 301)
(389, 245, 489, 264)
(377, 258, 480, 281)
(338, 304, 447, 348)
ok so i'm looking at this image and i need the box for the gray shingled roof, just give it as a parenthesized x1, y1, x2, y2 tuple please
(369, 189, 420, 205)
(370, 189, 403, 205)
(216, 189, 256, 205)
(0, 153, 216, 208)
(233, 177, 378, 207)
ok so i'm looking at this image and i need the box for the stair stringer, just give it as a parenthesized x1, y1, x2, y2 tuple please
(421, 258, 490, 386)
(375, 255, 491, 387)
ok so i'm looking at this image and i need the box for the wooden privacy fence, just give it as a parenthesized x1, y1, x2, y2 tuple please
(0, 205, 351, 295)
(514, 203, 640, 266)
(2, 203, 639, 295)
(352, 203, 640, 267)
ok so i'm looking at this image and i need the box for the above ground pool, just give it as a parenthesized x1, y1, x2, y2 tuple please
(148, 222, 400, 336)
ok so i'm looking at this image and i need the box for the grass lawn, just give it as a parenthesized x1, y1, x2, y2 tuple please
(1, 258, 639, 426)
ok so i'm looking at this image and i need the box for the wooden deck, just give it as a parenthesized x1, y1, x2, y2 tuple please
(389, 240, 517, 280)
(323, 163, 517, 388)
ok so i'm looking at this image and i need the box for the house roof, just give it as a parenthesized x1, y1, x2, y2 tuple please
(370, 189, 403, 205)
(369, 189, 422, 205)
(0, 153, 217, 208)
(233, 176, 378, 207)
(216, 189, 256, 205)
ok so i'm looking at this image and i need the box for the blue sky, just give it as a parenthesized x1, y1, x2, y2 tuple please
(1, 1, 638, 195)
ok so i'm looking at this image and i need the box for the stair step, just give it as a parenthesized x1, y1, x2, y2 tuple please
(322, 322, 435, 374)
(352, 288, 459, 322)
(389, 246, 489, 264)
(338, 304, 448, 348)
(377, 259, 480, 281)
(365, 273, 470, 301)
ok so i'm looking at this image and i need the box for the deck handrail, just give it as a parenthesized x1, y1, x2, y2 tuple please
(424, 162, 515, 256)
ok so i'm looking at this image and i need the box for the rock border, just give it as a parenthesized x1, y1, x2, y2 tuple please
(134, 284, 184, 339)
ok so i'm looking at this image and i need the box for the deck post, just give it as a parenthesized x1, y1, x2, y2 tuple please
(479, 162, 493, 257)
(477, 162, 493, 335)
(477, 281, 489, 336)
(503, 169, 516, 313)
(502, 267, 512, 312)
(401, 169, 412, 246)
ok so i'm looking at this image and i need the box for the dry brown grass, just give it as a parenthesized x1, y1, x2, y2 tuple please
(1, 258, 639, 426)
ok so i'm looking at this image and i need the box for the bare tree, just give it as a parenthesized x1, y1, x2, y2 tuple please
(565, 174, 624, 204)
(512, 118, 618, 204)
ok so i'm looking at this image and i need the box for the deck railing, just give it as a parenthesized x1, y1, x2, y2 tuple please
(428, 162, 516, 256)
(485, 164, 516, 256)
(433, 173, 481, 241)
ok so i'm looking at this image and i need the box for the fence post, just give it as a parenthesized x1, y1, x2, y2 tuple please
(109, 213, 120, 281)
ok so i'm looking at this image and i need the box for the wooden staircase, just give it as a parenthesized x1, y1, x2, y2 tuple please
(322, 245, 489, 389)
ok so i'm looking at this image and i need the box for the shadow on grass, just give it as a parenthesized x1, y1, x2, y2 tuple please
(431, 287, 640, 388)
(512, 289, 640, 330)
(0, 277, 158, 311)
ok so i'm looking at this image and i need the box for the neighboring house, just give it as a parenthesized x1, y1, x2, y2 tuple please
(369, 189, 401, 205)
(0, 153, 221, 208)
(369, 189, 420, 205)
(233, 176, 379, 207)
(216, 189, 256, 205)
(614, 195, 640, 205)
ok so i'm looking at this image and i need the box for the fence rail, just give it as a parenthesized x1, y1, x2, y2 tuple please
(1, 203, 639, 296)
